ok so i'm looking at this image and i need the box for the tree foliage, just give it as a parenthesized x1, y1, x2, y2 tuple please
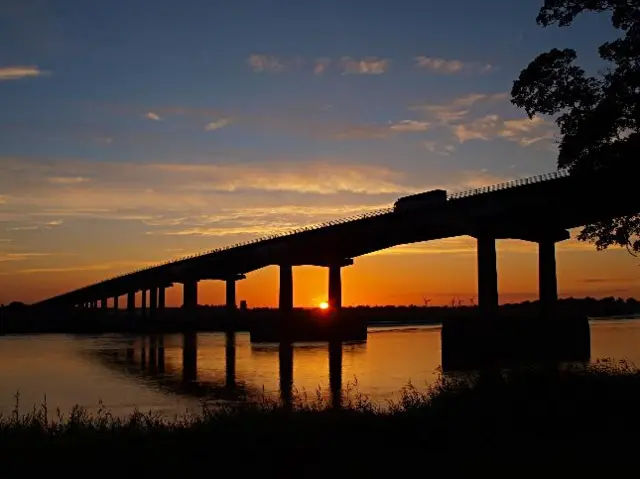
(511, 0, 640, 252)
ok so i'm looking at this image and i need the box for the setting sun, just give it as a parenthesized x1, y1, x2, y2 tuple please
(319, 301, 329, 310)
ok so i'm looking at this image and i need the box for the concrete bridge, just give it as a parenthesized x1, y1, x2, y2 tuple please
(32, 168, 639, 318)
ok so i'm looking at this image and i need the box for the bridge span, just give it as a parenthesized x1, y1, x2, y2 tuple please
(32, 168, 639, 319)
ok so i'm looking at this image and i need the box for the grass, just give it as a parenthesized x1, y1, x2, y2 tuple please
(2, 360, 640, 473)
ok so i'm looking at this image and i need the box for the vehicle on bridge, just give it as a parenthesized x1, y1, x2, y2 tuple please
(393, 189, 447, 213)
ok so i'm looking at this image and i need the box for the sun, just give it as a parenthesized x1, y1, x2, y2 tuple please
(319, 301, 329, 310)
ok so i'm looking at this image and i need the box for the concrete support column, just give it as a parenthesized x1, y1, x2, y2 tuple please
(539, 239, 558, 317)
(149, 287, 158, 316)
(328, 265, 343, 310)
(226, 279, 237, 311)
(158, 287, 166, 309)
(183, 281, 198, 309)
(101, 298, 108, 310)
(477, 234, 499, 319)
(279, 264, 293, 312)
(141, 289, 147, 318)
(127, 292, 135, 313)
(113, 296, 119, 310)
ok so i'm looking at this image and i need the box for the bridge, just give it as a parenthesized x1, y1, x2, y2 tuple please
(32, 168, 638, 319)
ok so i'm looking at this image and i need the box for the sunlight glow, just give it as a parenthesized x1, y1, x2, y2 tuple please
(319, 301, 329, 310)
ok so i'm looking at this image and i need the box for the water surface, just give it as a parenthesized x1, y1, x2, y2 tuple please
(0, 320, 637, 417)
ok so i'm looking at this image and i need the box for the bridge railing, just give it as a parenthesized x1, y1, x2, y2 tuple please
(446, 169, 570, 200)
(66, 169, 572, 297)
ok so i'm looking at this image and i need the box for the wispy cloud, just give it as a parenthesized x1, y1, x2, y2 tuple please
(144, 112, 162, 121)
(6, 220, 63, 231)
(14, 260, 148, 275)
(247, 54, 285, 73)
(314, 58, 331, 74)
(389, 120, 431, 132)
(204, 119, 230, 131)
(341, 57, 389, 75)
(415, 56, 493, 74)
(0, 65, 47, 81)
(424, 141, 456, 156)
(453, 114, 552, 146)
(0, 155, 520, 240)
(150, 224, 299, 237)
(410, 93, 509, 123)
(47, 176, 91, 185)
(0, 252, 62, 262)
(408, 92, 554, 149)
(152, 162, 413, 195)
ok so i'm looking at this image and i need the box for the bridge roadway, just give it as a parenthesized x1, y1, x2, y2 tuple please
(33, 169, 640, 318)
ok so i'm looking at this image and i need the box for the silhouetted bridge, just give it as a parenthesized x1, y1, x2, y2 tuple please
(33, 169, 639, 319)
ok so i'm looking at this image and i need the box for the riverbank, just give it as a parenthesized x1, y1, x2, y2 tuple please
(1, 362, 639, 473)
(2, 297, 639, 336)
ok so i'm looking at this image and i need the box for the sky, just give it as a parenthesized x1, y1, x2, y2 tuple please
(1, 0, 638, 307)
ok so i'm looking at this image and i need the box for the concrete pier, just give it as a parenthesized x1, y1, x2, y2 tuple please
(279, 264, 293, 312)
(477, 234, 498, 319)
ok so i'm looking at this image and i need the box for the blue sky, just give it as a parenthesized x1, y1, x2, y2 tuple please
(2, 0, 635, 305)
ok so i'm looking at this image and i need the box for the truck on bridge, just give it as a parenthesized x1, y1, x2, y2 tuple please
(393, 189, 447, 213)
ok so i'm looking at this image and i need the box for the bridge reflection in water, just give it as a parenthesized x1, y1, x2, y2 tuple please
(90, 333, 361, 408)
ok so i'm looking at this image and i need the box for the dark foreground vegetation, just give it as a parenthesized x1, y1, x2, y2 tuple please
(2, 362, 640, 473)
(1, 296, 639, 335)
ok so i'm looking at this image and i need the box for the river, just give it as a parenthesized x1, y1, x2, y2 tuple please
(0, 319, 637, 418)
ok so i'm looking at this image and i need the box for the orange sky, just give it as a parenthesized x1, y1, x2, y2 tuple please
(2, 232, 639, 307)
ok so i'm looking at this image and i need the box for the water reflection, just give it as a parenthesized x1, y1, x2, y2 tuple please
(87, 332, 366, 408)
(90, 332, 258, 403)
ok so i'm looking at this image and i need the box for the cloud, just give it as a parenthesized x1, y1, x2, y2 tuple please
(204, 119, 230, 131)
(415, 56, 493, 74)
(13, 260, 148, 275)
(47, 176, 91, 184)
(150, 224, 299, 237)
(341, 57, 389, 75)
(424, 141, 456, 156)
(408, 92, 555, 148)
(0, 65, 46, 81)
(333, 124, 394, 139)
(0, 252, 61, 262)
(0, 155, 534, 243)
(410, 92, 509, 124)
(247, 54, 285, 73)
(152, 162, 413, 195)
(314, 58, 331, 74)
(145, 112, 162, 121)
(0, 195, 6, 205)
(6, 219, 63, 231)
(453, 114, 552, 145)
(389, 120, 431, 132)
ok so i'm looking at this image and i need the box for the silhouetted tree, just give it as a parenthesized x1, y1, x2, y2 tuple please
(511, 0, 640, 253)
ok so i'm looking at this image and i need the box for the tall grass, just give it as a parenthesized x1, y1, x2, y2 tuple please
(1, 361, 639, 472)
